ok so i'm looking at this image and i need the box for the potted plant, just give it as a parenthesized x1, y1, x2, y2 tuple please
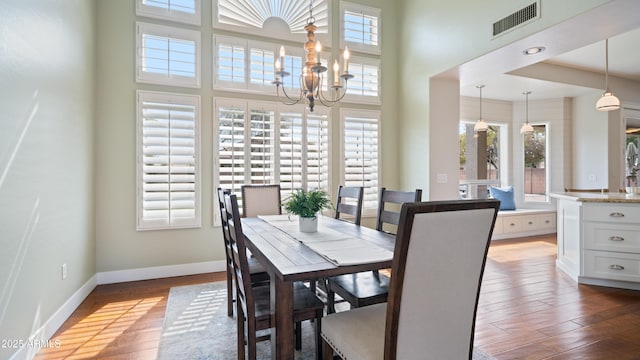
(282, 189, 332, 232)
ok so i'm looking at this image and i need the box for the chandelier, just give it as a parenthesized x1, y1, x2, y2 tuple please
(272, 0, 353, 112)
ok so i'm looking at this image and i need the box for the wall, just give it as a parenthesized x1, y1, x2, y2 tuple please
(398, 0, 612, 198)
(572, 92, 609, 189)
(0, 1, 96, 358)
(94, 0, 400, 274)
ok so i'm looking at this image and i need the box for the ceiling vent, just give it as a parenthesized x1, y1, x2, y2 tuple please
(493, 2, 539, 37)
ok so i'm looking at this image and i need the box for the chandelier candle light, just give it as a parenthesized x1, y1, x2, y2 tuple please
(272, 0, 353, 112)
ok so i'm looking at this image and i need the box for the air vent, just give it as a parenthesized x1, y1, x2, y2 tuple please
(493, 2, 538, 37)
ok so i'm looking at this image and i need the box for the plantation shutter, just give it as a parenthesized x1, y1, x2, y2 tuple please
(279, 110, 305, 201)
(306, 111, 330, 193)
(217, 102, 246, 194)
(347, 60, 379, 98)
(249, 105, 276, 183)
(137, 91, 200, 230)
(343, 112, 379, 210)
(215, 37, 246, 86)
(344, 9, 379, 47)
(249, 45, 275, 88)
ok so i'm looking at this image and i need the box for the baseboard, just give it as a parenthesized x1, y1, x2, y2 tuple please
(96, 260, 226, 285)
(9, 275, 97, 360)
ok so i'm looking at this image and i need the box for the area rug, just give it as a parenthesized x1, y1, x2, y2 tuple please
(157, 282, 495, 359)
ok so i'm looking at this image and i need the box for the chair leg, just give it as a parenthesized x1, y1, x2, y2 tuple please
(226, 267, 234, 317)
(327, 286, 336, 314)
(236, 303, 245, 360)
(295, 321, 302, 350)
(315, 310, 323, 360)
(322, 337, 335, 360)
(247, 318, 257, 360)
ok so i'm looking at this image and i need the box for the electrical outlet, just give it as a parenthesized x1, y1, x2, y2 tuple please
(588, 174, 597, 183)
(437, 173, 448, 184)
(62, 264, 67, 280)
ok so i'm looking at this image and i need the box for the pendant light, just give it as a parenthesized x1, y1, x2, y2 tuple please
(520, 91, 534, 134)
(595, 38, 620, 111)
(474, 85, 488, 133)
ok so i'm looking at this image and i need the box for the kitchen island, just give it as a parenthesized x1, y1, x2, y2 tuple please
(550, 192, 640, 290)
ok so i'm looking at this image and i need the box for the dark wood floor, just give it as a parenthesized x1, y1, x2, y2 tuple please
(35, 234, 640, 359)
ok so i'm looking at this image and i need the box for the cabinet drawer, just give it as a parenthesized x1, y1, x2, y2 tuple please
(502, 216, 522, 233)
(584, 250, 640, 283)
(538, 213, 556, 229)
(584, 223, 640, 253)
(583, 203, 640, 223)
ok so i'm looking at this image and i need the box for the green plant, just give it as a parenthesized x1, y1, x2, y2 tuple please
(282, 189, 332, 218)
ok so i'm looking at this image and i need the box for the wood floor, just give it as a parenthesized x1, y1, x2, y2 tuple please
(35, 234, 640, 359)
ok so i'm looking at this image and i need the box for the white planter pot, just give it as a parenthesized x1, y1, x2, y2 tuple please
(299, 216, 318, 233)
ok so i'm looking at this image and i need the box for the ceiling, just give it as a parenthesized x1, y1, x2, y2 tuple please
(459, 18, 640, 103)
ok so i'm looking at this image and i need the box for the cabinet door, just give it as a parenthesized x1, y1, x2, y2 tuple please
(556, 199, 581, 279)
(493, 217, 504, 235)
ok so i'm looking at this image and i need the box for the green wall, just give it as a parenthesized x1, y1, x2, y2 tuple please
(0, 0, 96, 358)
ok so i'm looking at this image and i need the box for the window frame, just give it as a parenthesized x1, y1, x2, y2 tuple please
(136, 0, 201, 25)
(136, 90, 202, 231)
(340, 1, 381, 55)
(523, 122, 550, 204)
(136, 22, 201, 88)
(340, 108, 381, 216)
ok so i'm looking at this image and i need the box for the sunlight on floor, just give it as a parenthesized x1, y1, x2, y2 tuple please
(34, 297, 163, 359)
(162, 287, 225, 338)
(488, 240, 557, 263)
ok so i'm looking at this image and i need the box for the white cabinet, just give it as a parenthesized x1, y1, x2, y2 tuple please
(492, 210, 556, 240)
(554, 198, 640, 290)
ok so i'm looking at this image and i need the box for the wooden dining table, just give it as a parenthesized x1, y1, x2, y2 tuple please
(241, 215, 395, 360)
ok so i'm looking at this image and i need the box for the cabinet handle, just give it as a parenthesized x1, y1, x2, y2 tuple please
(609, 264, 625, 271)
(510, 223, 516, 226)
(609, 236, 625, 242)
(609, 212, 625, 218)
(528, 221, 533, 225)
(545, 220, 550, 224)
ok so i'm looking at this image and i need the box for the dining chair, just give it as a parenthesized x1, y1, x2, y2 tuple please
(326, 188, 422, 313)
(217, 188, 269, 318)
(334, 185, 364, 225)
(321, 199, 500, 360)
(241, 184, 282, 218)
(225, 193, 325, 360)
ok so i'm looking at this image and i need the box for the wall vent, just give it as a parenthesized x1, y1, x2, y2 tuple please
(493, 2, 539, 37)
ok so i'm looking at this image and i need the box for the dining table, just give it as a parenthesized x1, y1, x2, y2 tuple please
(241, 215, 395, 360)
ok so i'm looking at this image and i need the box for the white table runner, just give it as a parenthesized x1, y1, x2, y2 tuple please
(257, 215, 393, 266)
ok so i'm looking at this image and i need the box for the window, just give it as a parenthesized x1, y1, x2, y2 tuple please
(215, 100, 331, 203)
(341, 2, 381, 54)
(213, 0, 330, 44)
(341, 109, 380, 212)
(137, 91, 201, 230)
(214, 36, 323, 94)
(136, 22, 201, 88)
(524, 124, 548, 202)
(458, 123, 505, 199)
(136, 0, 201, 25)
(345, 56, 380, 104)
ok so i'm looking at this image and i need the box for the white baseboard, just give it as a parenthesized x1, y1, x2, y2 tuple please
(9, 275, 97, 360)
(96, 260, 226, 285)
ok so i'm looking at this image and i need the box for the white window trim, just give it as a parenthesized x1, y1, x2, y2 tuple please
(136, 0, 202, 25)
(136, 90, 202, 231)
(523, 122, 551, 204)
(340, 1, 381, 55)
(343, 55, 381, 105)
(340, 108, 381, 217)
(136, 22, 201, 88)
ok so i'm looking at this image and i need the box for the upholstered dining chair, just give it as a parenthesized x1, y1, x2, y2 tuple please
(326, 188, 422, 313)
(334, 185, 364, 225)
(241, 184, 282, 218)
(225, 193, 325, 360)
(321, 199, 500, 360)
(217, 188, 268, 318)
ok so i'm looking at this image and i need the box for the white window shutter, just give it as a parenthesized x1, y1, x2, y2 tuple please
(343, 110, 379, 211)
(137, 91, 201, 230)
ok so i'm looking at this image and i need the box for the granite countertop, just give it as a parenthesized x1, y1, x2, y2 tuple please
(549, 192, 640, 203)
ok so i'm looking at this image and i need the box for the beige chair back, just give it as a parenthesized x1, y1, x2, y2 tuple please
(241, 184, 282, 217)
(385, 200, 499, 359)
